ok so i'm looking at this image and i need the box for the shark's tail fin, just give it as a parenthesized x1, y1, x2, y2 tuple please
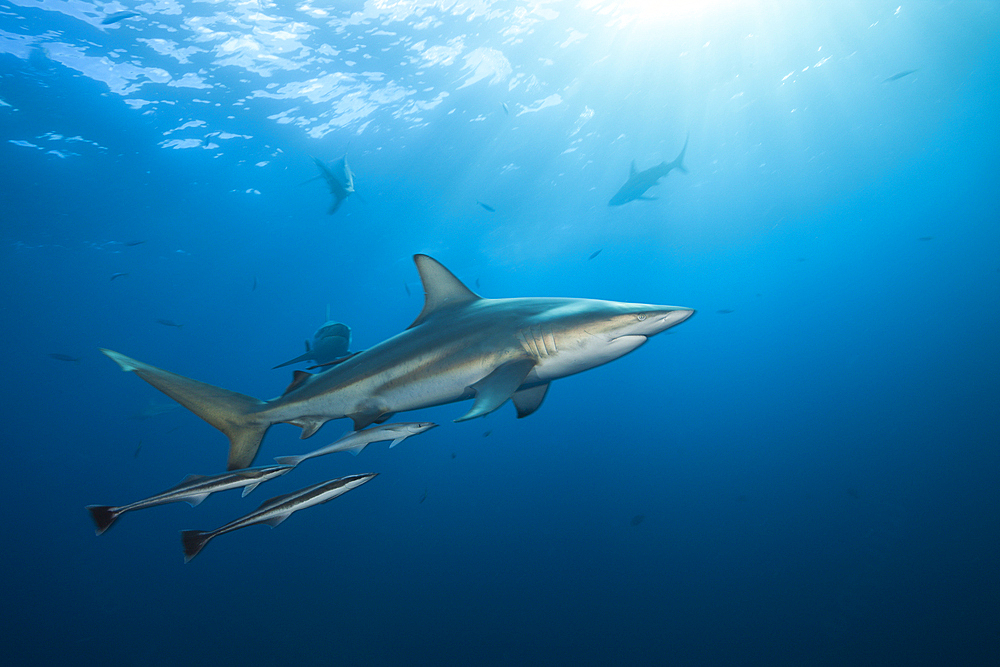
(101, 349, 271, 470)
(181, 530, 212, 563)
(86, 505, 121, 535)
(672, 133, 689, 174)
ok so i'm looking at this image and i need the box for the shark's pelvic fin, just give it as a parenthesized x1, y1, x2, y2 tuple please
(456, 359, 537, 421)
(511, 383, 550, 418)
(101, 349, 270, 470)
(407, 254, 482, 329)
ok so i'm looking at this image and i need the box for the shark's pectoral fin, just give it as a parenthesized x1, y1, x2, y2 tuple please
(286, 417, 326, 439)
(456, 359, 537, 422)
(511, 383, 550, 418)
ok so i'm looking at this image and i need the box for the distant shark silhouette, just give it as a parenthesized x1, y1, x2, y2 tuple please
(311, 155, 356, 214)
(609, 134, 689, 206)
(274, 306, 352, 369)
(102, 255, 694, 470)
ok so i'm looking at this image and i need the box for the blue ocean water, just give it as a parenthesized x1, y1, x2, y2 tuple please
(1, 1, 998, 665)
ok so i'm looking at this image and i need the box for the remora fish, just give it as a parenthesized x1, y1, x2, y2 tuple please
(180, 473, 377, 562)
(312, 155, 356, 215)
(156, 319, 183, 329)
(274, 306, 352, 369)
(49, 353, 81, 363)
(609, 134, 689, 206)
(86, 465, 293, 535)
(102, 254, 694, 470)
(275, 422, 438, 465)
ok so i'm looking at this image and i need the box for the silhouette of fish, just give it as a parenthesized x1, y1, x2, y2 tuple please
(49, 353, 80, 363)
(156, 319, 183, 329)
(477, 200, 496, 212)
(589, 250, 602, 260)
(110, 272, 129, 281)
(882, 69, 918, 83)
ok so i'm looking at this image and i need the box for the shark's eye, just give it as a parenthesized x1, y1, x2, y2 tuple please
(636, 313, 647, 321)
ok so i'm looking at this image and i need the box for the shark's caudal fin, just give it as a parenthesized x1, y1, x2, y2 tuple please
(181, 530, 212, 563)
(672, 133, 689, 174)
(101, 349, 271, 470)
(86, 505, 120, 535)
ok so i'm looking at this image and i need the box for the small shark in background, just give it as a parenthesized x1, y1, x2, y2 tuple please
(274, 307, 353, 369)
(180, 473, 377, 562)
(275, 422, 438, 465)
(86, 465, 293, 535)
(312, 154, 356, 215)
(156, 318, 183, 329)
(102, 254, 694, 470)
(49, 353, 81, 364)
(609, 134, 689, 206)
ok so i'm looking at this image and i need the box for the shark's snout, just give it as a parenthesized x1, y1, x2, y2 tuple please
(651, 308, 695, 334)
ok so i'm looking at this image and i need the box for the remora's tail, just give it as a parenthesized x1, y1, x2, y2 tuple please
(273, 454, 307, 466)
(671, 133, 689, 174)
(86, 505, 121, 535)
(181, 530, 212, 563)
(101, 349, 270, 470)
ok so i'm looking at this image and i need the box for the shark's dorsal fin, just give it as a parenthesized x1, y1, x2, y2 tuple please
(407, 255, 481, 329)
(629, 160, 637, 177)
(282, 370, 312, 396)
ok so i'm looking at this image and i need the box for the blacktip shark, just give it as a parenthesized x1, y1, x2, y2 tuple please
(274, 306, 353, 369)
(275, 422, 438, 466)
(609, 133, 689, 206)
(312, 154, 356, 215)
(86, 464, 293, 535)
(102, 254, 694, 470)
(181, 473, 377, 562)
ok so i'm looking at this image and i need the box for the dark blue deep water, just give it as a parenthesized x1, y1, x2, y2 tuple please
(2, 2, 998, 665)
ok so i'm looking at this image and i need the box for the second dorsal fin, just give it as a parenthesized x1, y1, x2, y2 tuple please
(407, 255, 481, 329)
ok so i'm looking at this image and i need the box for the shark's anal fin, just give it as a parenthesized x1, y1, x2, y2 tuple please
(511, 383, 550, 418)
(286, 417, 326, 439)
(456, 359, 537, 422)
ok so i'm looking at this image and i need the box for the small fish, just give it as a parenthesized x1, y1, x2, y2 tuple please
(110, 272, 129, 281)
(716, 309, 735, 314)
(48, 353, 80, 363)
(501, 102, 510, 115)
(630, 514, 645, 526)
(882, 69, 918, 83)
(252, 276, 257, 291)
(156, 319, 183, 329)
(133, 439, 143, 458)
(476, 200, 496, 212)
(101, 10, 141, 25)
(451, 452, 456, 459)
(180, 473, 377, 562)
(588, 249, 602, 260)
(419, 488, 428, 504)
(404, 282, 411, 296)
(86, 465, 294, 535)
(482, 430, 492, 438)
(918, 236, 934, 241)
(123, 240, 146, 246)
(275, 422, 437, 465)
